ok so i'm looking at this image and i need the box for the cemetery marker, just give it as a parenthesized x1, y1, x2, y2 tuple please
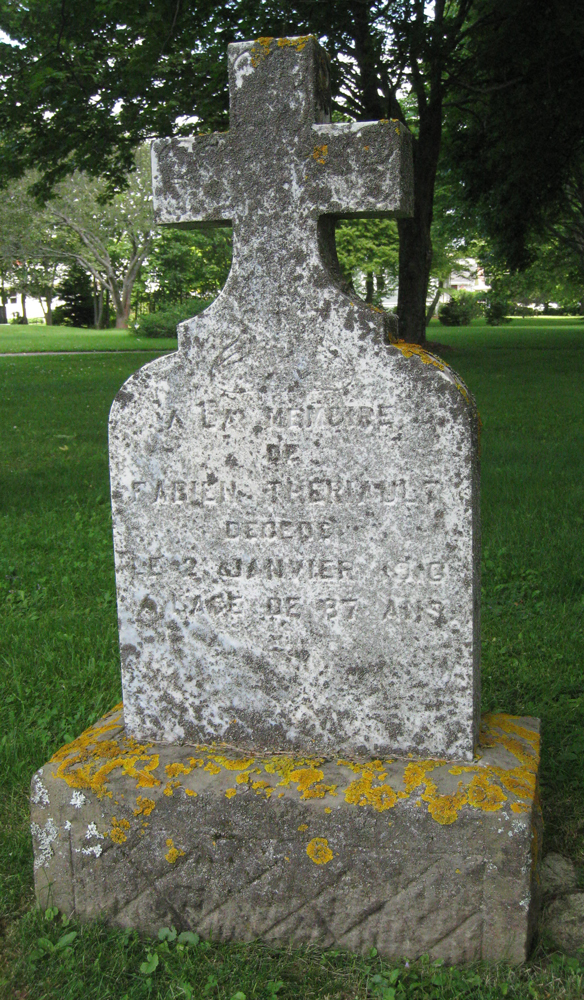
(31, 37, 542, 964)
(111, 35, 479, 760)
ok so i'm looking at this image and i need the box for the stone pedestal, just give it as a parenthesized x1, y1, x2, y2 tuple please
(31, 706, 541, 964)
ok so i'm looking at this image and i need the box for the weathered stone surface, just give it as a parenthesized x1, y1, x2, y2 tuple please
(110, 36, 480, 760)
(540, 852, 578, 900)
(32, 707, 541, 964)
(543, 894, 584, 955)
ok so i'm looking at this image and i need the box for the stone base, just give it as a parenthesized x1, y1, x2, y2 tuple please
(31, 707, 542, 964)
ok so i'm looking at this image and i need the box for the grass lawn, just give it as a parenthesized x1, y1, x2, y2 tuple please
(0, 323, 178, 353)
(1, 318, 584, 997)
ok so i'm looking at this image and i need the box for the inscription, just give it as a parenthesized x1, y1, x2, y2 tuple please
(185, 592, 359, 620)
(125, 476, 408, 506)
(118, 552, 198, 576)
(382, 598, 454, 627)
(193, 400, 397, 432)
(225, 519, 335, 540)
(218, 556, 353, 579)
(383, 560, 447, 584)
(264, 478, 406, 502)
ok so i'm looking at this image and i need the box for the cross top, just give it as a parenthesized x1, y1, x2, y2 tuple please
(152, 37, 413, 298)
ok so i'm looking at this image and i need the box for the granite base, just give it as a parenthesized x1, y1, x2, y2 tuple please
(31, 707, 542, 964)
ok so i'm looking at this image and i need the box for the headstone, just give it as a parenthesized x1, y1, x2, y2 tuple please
(109, 35, 480, 760)
(31, 36, 541, 966)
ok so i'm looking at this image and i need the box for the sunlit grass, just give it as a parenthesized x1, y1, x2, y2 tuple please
(1, 318, 583, 995)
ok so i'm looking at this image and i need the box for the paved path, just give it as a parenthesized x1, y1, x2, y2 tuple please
(0, 349, 174, 357)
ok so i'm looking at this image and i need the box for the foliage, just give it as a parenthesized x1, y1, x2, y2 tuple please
(141, 228, 232, 308)
(0, 0, 524, 343)
(335, 219, 399, 303)
(52, 265, 95, 328)
(484, 298, 511, 326)
(50, 147, 154, 328)
(135, 300, 212, 338)
(4, 906, 584, 998)
(444, 0, 584, 270)
(438, 291, 481, 327)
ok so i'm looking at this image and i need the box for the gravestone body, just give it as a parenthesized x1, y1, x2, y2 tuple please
(31, 37, 541, 963)
(109, 36, 480, 761)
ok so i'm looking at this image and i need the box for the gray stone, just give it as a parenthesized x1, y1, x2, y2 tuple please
(31, 707, 541, 964)
(543, 894, 584, 955)
(540, 852, 578, 899)
(109, 35, 480, 760)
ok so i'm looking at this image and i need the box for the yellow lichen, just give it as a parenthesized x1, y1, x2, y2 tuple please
(108, 816, 130, 844)
(165, 762, 192, 778)
(221, 758, 255, 771)
(225, 788, 237, 799)
(251, 37, 273, 67)
(133, 796, 155, 817)
(466, 773, 507, 812)
(345, 775, 397, 812)
(421, 781, 467, 825)
(298, 824, 308, 831)
(392, 340, 446, 371)
(164, 838, 185, 863)
(306, 837, 333, 865)
(277, 36, 311, 51)
(312, 144, 328, 165)
(324, 807, 332, 814)
(50, 707, 540, 831)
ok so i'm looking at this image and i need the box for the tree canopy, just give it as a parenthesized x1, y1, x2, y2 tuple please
(1, 1, 583, 340)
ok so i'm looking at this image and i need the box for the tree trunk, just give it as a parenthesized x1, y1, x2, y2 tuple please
(95, 285, 104, 328)
(397, 101, 442, 345)
(115, 295, 132, 329)
(20, 293, 28, 324)
(425, 280, 444, 326)
(46, 297, 53, 325)
(365, 271, 374, 303)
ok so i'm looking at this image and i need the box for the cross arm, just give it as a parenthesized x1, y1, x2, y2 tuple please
(309, 120, 414, 219)
(151, 135, 237, 227)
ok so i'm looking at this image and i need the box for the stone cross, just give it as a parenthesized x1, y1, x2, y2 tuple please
(109, 36, 480, 760)
(151, 36, 413, 311)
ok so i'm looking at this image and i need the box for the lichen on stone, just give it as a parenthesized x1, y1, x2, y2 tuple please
(306, 837, 333, 865)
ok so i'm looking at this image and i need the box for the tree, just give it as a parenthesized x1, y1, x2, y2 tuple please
(50, 148, 154, 328)
(444, 0, 584, 272)
(141, 228, 232, 310)
(335, 219, 399, 304)
(0, 174, 67, 324)
(53, 264, 96, 328)
(1, 2, 581, 341)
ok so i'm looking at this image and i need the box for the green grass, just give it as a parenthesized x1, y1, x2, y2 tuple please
(1, 318, 584, 997)
(0, 323, 178, 353)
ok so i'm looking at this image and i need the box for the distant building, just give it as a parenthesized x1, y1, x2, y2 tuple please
(2, 294, 50, 323)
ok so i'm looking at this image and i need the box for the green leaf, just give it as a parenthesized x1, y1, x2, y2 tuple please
(44, 907, 59, 921)
(267, 982, 284, 995)
(369, 946, 378, 958)
(139, 951, 159, 975)
(230, 993, 246, 1000)
(36, 937, 54, 953)
(158, 925, 177, 941)
(178, 931, 199, 946)
(180, 984, 194, 1000)
(55, 931, 77, 950)
(381, 989, 396, 1000)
